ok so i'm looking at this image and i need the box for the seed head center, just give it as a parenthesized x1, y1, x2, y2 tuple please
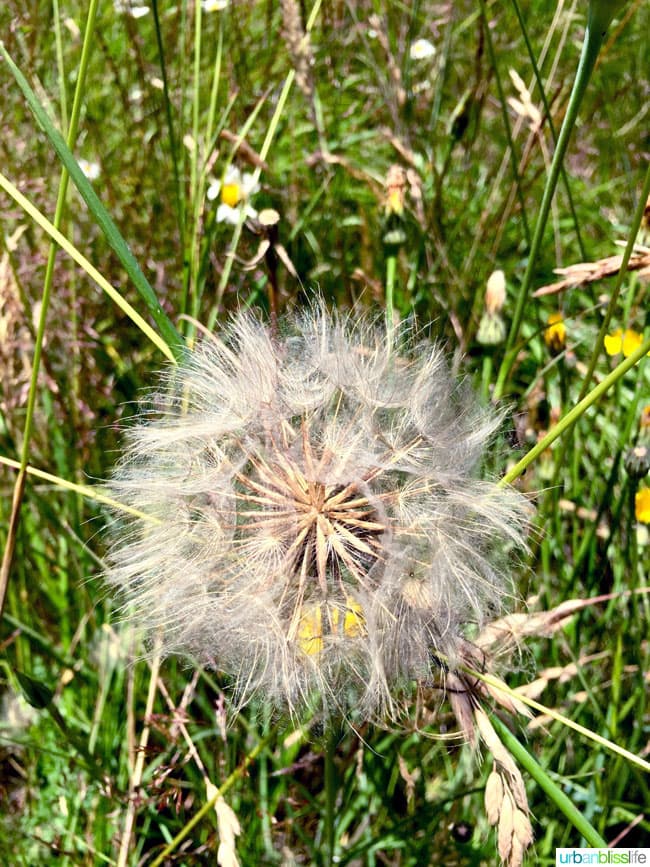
(235, 436, 387, 604)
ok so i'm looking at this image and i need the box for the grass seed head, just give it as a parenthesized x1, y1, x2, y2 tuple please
(106, 304, 528, 720)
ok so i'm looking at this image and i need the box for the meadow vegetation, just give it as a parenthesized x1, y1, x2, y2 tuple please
(0, 0, 649, 864)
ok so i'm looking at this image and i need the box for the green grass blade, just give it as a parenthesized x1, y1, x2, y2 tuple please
(478, 0, 531, 249)
(494, 3, 619, 397)
(499, 332, 650, 487)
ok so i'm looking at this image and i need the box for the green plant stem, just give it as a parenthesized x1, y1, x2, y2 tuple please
(494, 3, 616, 399)
(0, 0, 100, 619)
(152, 0, 184, 243)
(191, 0, 202, 219)
(149, 734, 273, 867)
(626, 479, 639, 599)
(578, 162, 650, 401)
(481, 354, 493, 403)
(463, 663, 650, 772)
(509, 0, 586, 258)
(52, 0, 68, 135)
(184, 0, 203, 325)
(543, 163, 650, 505)
(385, 252, 397, 340)
(211, 0, 324, 319)
(324, 730, 337, 866)
(184, 9, 224, 345)
(499, 333, 650, 487)
(490, 716, 608, 847)
(0, 172, 175, 363)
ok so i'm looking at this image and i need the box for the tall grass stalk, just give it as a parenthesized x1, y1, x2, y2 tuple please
(508, 0, 586, 258)
(494, 0, 628, 398)
(500, 330, 650, 487)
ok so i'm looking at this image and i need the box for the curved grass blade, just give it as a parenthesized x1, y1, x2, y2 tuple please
(465, 665, 650, 774)
(0, 455, 157, 521)
(499, 331, 650, 487)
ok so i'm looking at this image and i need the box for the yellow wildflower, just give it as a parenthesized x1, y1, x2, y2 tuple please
(297, 606, 324, 656)
(603, 328, 647, 358)
(635, 488, 650, 524)
(384, 165, 407, 217)
(544, 312, 566, 353)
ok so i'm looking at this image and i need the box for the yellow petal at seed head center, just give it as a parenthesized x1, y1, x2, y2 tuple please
(297, 598, 366, 656)
(341, 597, 365, 638)
(221, 183, 241, 208)
(297, 606, 324, 656)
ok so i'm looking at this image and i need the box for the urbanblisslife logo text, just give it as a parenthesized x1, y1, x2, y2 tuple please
(556, 849, 649, 865)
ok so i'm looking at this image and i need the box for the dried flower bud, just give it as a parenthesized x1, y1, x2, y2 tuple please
(382, 165, 408, 248)
(625, 444, 650, 480)
(485, 770, 504, 825)
(485, 270, 507, 316)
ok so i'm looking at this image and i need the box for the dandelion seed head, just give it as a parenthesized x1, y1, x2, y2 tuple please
(106, 304, 528, 720)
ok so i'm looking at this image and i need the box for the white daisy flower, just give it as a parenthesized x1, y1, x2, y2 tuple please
(201, 0, 230, 11)
(114, 0, 150, 18)
(207, 166, 260, 224)
(78, 159, 100, 181)
(409, 38, 436, 61)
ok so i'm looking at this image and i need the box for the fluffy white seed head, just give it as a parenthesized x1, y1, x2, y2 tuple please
(105, 304, 528, 720)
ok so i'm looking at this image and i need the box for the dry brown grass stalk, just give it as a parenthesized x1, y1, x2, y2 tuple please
(534, 247, 650, 296)
(0, 226, 32, 419)
(280, 0, 315, 99)
(475, 708, 534, 867)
